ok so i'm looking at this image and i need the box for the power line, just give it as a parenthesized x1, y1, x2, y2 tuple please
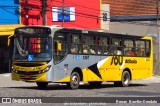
(0, 0, 157, 16)
(0, 0, 159, 26)
(1, 0, 155, 18)
(49, 0, 110, 13)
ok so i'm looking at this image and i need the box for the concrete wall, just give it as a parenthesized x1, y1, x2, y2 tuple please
(109, 21, 157, 36)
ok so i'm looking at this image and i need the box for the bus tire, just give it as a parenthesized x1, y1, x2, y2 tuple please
(114, 71, 131, 87)
(36, 82, 48, 88)
(89, 81, 102, 87)
(69, 72, 80, 89)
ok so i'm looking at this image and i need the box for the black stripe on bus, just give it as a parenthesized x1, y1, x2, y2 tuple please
(88, 63, 102, 79)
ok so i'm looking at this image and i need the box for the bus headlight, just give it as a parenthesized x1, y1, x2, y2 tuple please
(39, 65, 51, 74)
(12, 67, 18, 73)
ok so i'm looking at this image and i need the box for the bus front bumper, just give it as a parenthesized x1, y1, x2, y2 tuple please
(11, 72, 47, 82)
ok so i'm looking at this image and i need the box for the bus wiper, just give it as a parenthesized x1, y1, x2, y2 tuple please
(16, 39, 28, 57)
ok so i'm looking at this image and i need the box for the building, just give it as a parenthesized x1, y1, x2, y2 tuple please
(103, 0, 159, 74)
(20, 0, 102, 29)
(103, 0, 158, 35)
(0, 0, 24, 73)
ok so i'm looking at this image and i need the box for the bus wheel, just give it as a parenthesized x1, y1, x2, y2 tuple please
(89, 81, 102, 87)
(36, 82, 48, 88)
(69, 72, 80, 89)
(114, 71, 131, 87)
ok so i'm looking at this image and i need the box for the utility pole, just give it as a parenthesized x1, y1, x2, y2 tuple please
(62, 0, 64, 27)
(42, 0, 47, 25)
(156, 0, 160, 75)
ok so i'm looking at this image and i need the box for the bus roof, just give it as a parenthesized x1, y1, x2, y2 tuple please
(55, 27, 152, 39)
(14, 25, 152, 40)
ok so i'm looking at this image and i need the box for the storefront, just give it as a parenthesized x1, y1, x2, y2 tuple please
(0, 0, 23, 73)
(0, 25, 24, 73)
(0, 25, 20, 73)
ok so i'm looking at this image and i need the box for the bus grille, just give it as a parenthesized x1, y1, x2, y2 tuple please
(17, 71, 40, 75)
(20, 75, 37, 80)
(14, 63, 44, 67)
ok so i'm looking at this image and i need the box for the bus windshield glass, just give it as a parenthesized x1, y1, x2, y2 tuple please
(13, 34, 52, 62)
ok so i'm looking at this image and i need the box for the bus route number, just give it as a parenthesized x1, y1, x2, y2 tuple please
(110, 56, 123, 65)
(83, 55, 89, 60)
(82, 30, 88, 34)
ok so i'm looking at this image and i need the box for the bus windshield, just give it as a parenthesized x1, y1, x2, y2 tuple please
(13, 34, 52, 62)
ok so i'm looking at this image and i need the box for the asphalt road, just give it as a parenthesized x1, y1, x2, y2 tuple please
(0, 73, 160, 97)
(0, 73, 160, 106)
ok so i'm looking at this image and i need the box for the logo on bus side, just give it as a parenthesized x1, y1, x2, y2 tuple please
(110, 56, 123, 65)
(76, 55, 80, 60)
(83, 55, 89, 60)
(125, 59, 137, 64)
(111, 56, 138, 65)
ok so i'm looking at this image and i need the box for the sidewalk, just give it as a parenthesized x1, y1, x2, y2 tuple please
(0, 73, 35, 87)
(131, 75, 160, 84)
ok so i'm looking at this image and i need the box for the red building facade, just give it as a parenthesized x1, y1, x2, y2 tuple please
(20, 0, 101, 29)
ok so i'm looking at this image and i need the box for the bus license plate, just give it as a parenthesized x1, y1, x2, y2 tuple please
(24, 75, 31, 79)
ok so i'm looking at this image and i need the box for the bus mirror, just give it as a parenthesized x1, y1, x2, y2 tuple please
(8, 35, 14, 46)
(57, 42, 62, 52)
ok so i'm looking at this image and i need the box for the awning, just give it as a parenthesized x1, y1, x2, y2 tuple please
(0, 24, 24, 36)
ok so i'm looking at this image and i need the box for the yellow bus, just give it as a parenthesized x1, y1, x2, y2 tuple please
(11, 25, 153, 89)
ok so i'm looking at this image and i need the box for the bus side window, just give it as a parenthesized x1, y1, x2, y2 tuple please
(83, 45, 89, 54)
(89, 36, 96, 54)
(124, 39, 134, 56)
(135, 40, 145, 56)
(109, 45, 116, 55)
(101, 37, 109, 55)
(146, 49, 150, 57)
(146, 41, 151, 57)
(71, 44, 76, 53)
(117, 47, 122, 55)
(136, 48, 145, 56)
(71, 34, 80, 54)
(97, 37, 102, 54)
(89, 45, 96, 54)
(82, 35, 90, 54)
(129, 48, 135, 56)
(111, 38, 122, 55)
